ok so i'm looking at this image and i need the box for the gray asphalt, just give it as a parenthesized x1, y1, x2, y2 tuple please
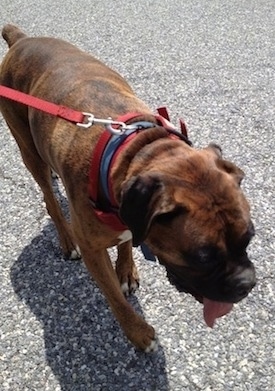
(0, 1, 274, 390)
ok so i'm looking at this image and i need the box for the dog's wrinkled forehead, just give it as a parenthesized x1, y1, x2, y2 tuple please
(120, 144, 251, 247)
(180, 191, 249, 241)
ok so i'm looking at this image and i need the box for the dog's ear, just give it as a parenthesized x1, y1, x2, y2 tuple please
(218, 159, 245, 185)
(207, 144, 245, 185)
(119, 174, 176, 246)
(207, 143, 223, 158)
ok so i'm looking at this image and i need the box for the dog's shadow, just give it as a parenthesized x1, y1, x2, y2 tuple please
(10, 200, 168, 390)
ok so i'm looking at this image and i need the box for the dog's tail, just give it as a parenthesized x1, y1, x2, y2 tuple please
(2, 24, 27, 47)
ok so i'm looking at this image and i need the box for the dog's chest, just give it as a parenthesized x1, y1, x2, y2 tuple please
(118, 230, 133, 244)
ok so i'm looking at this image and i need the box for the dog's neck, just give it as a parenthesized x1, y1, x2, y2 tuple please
(88, 112, 191, 231)
(111, 126, 176, 203)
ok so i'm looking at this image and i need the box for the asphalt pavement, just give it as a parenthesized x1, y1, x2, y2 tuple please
(0, 1, 274, 390)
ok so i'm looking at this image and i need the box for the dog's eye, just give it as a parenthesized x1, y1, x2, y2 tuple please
(197, 248, 212, 264)
(186, 246, 221, 268)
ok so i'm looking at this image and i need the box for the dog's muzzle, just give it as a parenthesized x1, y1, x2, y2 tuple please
(161, 259, 256, 328)
(225, 263, 256, 302)
(161, 260, 256, 304)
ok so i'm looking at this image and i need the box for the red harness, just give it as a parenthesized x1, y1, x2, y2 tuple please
(0, 85, 191, 232)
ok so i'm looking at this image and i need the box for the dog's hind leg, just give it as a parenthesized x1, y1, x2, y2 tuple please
(4, 119, 80, 259)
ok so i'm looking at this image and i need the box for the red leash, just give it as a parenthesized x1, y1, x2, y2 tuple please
(0, 84, 191, 235)
(0, 85, 85, 125)
(0, 85, 189, 138)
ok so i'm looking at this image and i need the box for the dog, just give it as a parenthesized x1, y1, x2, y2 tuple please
(0, 25, 256, 352)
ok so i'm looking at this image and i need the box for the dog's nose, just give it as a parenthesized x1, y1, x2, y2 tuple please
(229, 265, 256, 302)
(235, 280, 256, 299)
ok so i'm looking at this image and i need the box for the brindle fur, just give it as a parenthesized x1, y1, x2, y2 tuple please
(0, 25, 255, 351)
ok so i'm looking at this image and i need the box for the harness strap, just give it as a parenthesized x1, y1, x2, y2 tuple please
(89, 112, 160, 205)
(88, 117, 161, 232)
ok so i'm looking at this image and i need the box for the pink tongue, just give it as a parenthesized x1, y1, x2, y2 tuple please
(203, 298, 234, 328)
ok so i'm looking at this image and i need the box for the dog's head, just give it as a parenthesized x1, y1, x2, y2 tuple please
(120, 143, 256, 326)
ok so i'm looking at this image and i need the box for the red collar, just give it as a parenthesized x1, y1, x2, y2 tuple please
(88, 109, 191, 232)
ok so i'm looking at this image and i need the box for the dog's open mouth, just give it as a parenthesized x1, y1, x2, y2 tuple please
(163, 265, 234, 327)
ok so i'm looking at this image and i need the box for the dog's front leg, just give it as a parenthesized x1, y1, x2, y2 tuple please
(77, 243, 157, 352)
(116, 241, 139, 296)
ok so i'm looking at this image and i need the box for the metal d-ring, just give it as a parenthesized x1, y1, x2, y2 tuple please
(105, 120, 127, 135)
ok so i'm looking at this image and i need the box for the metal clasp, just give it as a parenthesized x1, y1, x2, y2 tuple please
(77, 112, 128, 135)
(77, 112, 96, 128)
(105, 120, 127, 135)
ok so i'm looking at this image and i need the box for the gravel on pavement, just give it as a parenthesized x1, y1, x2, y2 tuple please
(0, 1, 274, 390)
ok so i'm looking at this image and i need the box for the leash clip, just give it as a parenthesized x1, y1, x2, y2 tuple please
(77, 112, 128, 135)
(77, 112, 96, 128)
(105, 119, 128, 135)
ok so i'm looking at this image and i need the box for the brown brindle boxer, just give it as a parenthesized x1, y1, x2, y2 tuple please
(0, 25, 256, 352)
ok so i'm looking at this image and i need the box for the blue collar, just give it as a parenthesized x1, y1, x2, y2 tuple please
(100, 121, 158, 203)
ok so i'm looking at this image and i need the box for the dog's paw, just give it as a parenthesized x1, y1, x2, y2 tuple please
(69, 245, 81, 260)
(51, 169, 58, 179)
(117, 263, 140, 296)
(121, 280, 139, 296)
(127, 321, 158, 353)
(145, 337, 159, 353)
